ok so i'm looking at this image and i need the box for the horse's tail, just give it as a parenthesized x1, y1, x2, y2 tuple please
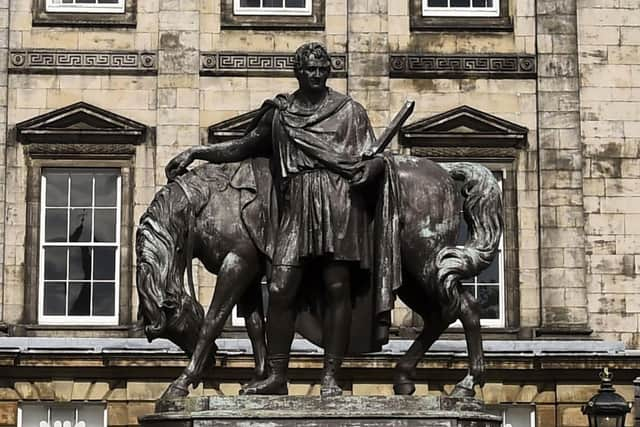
(435, 162, 503, 321)
(135, 177, 206, 357)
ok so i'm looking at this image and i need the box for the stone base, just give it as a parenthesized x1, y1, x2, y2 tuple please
(140, 395, 502, 427)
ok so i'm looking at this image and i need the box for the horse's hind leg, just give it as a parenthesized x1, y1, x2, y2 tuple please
(240, 285, 267, 381)
(161, 249, 262, 400)
(394, 284, 449, 396)
(450, 290, 485, 398)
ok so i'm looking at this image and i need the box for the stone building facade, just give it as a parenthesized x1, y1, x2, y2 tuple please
(0, 0, 638, 426)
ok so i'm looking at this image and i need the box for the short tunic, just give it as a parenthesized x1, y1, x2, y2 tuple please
(269, 89, 376, 267)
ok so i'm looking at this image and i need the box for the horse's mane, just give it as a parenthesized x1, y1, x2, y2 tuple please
(135, 170, 211, 348)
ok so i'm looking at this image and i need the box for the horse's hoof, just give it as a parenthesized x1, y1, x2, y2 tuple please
(449, 385, 475, 398)
(320, 381, 343, 397)
(240, 378, 288, 395)
(393, 381, 416, 396)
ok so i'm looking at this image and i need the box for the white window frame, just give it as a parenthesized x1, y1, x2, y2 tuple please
(18, 402, 107, 427)
(234, 0, 312, 16)
(38, 168, 121, 326)
(45, 0, 125, 14)
(422, 0, 499, 17)
(451, 167, 505, 328)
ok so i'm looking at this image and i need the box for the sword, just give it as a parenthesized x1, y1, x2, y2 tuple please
(363, 99, 415, 159)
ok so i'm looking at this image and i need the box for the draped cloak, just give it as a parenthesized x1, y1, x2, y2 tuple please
(227, 89, 402, 353)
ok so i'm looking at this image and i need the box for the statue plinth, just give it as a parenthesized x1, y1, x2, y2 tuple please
(140, 395, 502, 427)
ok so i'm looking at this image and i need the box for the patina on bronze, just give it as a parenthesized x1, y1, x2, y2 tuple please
(135, 42, 503, 402)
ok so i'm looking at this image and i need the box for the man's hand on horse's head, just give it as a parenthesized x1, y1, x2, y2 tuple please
(165, 149, 194, 182)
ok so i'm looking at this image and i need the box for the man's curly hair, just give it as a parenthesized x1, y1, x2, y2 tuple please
(293, 42, 331, 76)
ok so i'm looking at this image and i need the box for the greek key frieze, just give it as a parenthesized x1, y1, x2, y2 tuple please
(390, 54, 536, 79)
(201, 52, 347, 77)
(9, 50, 157, 75)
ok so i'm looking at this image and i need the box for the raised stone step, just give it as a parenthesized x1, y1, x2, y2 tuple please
(141, 395, 502, 427)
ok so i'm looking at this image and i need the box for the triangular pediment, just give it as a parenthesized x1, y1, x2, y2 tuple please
(208, 108, 262, 144)
(16, 102, 147, 144)
(400, 105, 528, 149)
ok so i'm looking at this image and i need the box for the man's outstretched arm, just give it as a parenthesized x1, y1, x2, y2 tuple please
(166, 108, 274, 180)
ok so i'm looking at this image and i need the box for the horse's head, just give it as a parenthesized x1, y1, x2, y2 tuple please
(135, 181, 204, 356)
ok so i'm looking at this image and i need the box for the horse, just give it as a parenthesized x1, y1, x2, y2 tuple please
(135, 156, 503, 399)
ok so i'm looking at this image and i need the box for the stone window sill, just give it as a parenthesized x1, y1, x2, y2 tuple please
(410, 16, 513, 32)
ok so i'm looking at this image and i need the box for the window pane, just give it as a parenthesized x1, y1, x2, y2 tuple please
(45, 209, 68, 243)
(478, 285, 499, 319)
(455, 215, 468, 246)
(472, 0, 487, 5)
(263, 0, 283, 6)
(69, 247, 92, 280)
(93, 283, 115, 316)
(239, 0, 260, 5)
(51, 407, 76, 426)
(45, 173, 68, 207)
(450, 0, 470, 6)
(477, 254, 500, 283)
(44, 282, 66, 315)
(285, 0, 305, 6)
(94, 247, 116, 280)
(44, 247, 67, 280)
(69, 208, 92, 242)
(77, 405, 106, 426)
(94, 209, 117, 242)
(70, 173, 92, 207)
(68, 282, 91, 315)
(427, 0, 448, 5)
(94, 173, 117, 207)
(20, 404, 49, 427)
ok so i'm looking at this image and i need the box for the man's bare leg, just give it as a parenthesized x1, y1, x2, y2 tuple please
(320, 261, 351, 397)
(241, 265, 303, 395)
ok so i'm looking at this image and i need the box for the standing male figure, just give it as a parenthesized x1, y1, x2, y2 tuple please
(166, 42, 385, 397)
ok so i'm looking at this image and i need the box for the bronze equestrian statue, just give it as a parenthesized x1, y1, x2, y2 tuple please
(136, 42, 503, 401)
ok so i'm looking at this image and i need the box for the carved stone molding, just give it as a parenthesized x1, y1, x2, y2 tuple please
(25, 143, 137, 157)
(9, 50, 157, 75)
(201, 52, 347, 78)
(389, 54, 536, 79)
(16, 101, 149, 145)
(400, 105, 529, 151)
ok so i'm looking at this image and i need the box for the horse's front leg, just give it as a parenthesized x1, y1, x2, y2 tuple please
(160, 248, 261, 401)
(450, 290, 485, 398)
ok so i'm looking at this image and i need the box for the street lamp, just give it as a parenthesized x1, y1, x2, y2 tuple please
(582, 368, 632, 427)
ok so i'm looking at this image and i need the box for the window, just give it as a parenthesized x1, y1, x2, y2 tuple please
(18, 403, 106, 427)
(16, 102, 147, 330)
(221, 0, 324, 30)
(423, 0, 499, 17)
(400, 105, 528, 331)
(488, 405, 536, 427)
(39, 168, 121, 325)
(454, 169, 505, 327)
(410, 0, 511, 31)
(234, 0, 311, 15)
(33, 0, 135, 26)
(46, 0, 125, 13)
